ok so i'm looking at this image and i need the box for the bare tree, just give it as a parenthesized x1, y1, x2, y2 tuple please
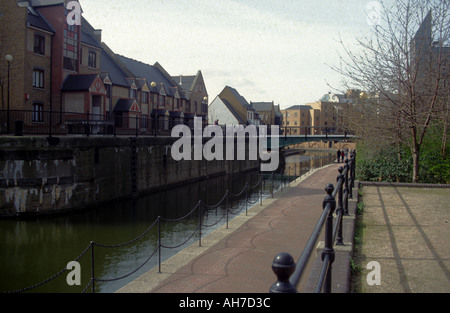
(331, 0, 449, 182)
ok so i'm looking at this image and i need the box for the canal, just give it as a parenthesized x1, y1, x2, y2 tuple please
(0, 150, 335, 293)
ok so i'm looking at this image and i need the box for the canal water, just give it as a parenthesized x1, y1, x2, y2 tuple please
(0, 150, 335, 293)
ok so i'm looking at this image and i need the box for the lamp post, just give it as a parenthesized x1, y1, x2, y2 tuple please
(5, 54, 13, 134)
(151, 81, 164, 135)
(202, 96, 208, 128)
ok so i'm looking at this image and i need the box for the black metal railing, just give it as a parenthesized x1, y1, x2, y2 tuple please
(0, 110, 205, 137)
(281, 125, 352, 137)
(1, 109, 353, 138)
(269, 151, 356, 293)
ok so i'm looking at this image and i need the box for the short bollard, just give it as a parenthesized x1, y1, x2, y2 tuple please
(270, 252, 297, 293)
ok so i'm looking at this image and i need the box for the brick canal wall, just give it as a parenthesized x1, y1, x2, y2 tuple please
(0, 136, 260, 217)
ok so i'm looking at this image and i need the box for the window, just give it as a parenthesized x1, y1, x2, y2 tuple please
(34, 34, 45, 55)
(129, 89, 136, 99)
(33, 103, 44, 122)
(33, 69, 44, 89)
(142, 91, 149, 104)
(141, 115, 148, 128)
(159, 95, 165, 108)
(63, 57, 77, 71)
(88, 51, 97, 68)
(63, 10, 79, 71)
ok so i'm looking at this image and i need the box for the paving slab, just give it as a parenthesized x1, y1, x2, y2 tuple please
(356, 185, 450, 293)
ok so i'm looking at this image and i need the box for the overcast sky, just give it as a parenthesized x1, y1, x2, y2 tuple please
(81, 0, 382, 109)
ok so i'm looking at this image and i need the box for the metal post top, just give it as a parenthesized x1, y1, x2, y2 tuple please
(272, 252, 295, 269)
(270, 252, 297, 293)
(325, 183, 334, 195)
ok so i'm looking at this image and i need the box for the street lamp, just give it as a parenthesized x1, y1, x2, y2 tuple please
(5, 54, 13, 133)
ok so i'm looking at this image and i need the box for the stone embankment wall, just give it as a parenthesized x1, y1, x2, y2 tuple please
(0, 137, 259, 217)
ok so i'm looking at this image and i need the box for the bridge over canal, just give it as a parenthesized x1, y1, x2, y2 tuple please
(267, 134, 357, 149)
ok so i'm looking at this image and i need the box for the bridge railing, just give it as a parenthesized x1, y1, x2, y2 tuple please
(281, 126, 353, 137)
(269, 151, 356, 293)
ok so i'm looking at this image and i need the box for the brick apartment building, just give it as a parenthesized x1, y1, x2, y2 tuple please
(0, 0, 208, 134)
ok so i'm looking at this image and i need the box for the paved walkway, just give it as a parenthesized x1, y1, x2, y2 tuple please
(117, 163, 348, 293)
(117, 164, 450, 294)
(355, 184, 450, 293)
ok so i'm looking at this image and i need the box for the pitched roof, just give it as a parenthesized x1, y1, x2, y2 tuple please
(251, 102, 274, 112)
(284, 105, 313, 110)
(81, 17, 102, 49)
(30, 0, 66, 7)
(174, 75, 196, 90)
(99, 49, 129, 87)
(220, 98, 246, 124)
(114, 98, 140, 112)
(171, 70, 206, 96)
(28, 7, 55, 33)
(224, 86, 251, 109)
(61, 74, 99, 91)
(116, 55, 187, 99)
(218, 86, 252, 124)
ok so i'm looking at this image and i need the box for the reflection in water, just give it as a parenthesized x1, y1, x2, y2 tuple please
(0, 151, 335, 293)
(0, 171, 265, 293)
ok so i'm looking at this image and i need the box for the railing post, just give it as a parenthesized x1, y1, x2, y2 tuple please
(86, 110, 90, 137)
(270, 252, 297, 293)
(288, 167, 291, 186)
(245, 183, 248, 216)
(113, 112, 117, 137)
(90, 241, 95, 293)
(349, 151, 356, 199)
(158, 216, 162, 273)
(271, 173, 274, 198)
(198, 201, 202, 247)
(344, 160, 349, 215)
(226, 190, 229, 229)
(260, 177, 263, 206)
(336, 167, 344, 246)
(322, 184, 336, 293)
(135, 115, 139, 138)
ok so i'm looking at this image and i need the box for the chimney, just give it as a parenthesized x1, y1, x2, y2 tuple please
(93, 29, 102, 42)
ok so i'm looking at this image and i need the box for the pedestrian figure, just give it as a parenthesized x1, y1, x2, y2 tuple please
(337, 149, 341, 162)
(341, 150, 345, 161)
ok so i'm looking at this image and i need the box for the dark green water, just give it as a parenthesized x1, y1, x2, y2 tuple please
(0, 171, 266, 293)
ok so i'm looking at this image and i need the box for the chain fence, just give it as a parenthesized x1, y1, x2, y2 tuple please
(2, 154, 335, 293)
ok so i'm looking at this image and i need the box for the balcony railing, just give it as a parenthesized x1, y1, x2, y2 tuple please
(0, 110, 202, 137)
